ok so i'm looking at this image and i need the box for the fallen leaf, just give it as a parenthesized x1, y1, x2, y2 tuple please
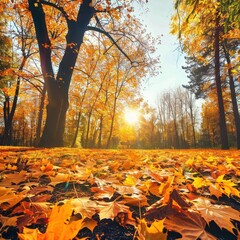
(18, 227, 42, 240)
(43, 200, 86, 240)
(192, 197, 240, 234)
(91, 186, 115, 199)
(137, 218, 167, 240)
(164, 210, 217, 240)
(0, 192, 25, 211)
(98, 200, 131, 220)
(70, 197, 100, 218)
(0, 215, 18, 231)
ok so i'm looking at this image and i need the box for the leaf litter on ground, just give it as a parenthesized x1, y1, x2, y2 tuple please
(0, 147, 239, 239)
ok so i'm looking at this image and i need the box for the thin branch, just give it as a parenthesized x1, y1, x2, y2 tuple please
(86, 26, 139, 66)
(41, 0, 69, 22)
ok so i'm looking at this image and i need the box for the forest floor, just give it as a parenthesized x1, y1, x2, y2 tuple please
(0, 147, 239, 240)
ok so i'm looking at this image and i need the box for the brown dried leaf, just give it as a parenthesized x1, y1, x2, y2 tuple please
(164, 210, 217, 240)
(192, 197, 240, 234)
(98, 200, 131, 220)
(0, 192, 25, 211)
(70, 197, 100, 218)
(91, 186, 115, 199)
(0, 215, 18, 231)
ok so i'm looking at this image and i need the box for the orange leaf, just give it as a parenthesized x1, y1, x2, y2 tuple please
(192, 197, 240, 234)
(137, 218, 167, 240)
(98, 201, 130, 220)
(164, 210, 216, 240)
(43, 200, 86, 240)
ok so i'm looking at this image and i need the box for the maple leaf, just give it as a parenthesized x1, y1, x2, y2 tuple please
(0, 192, 25, 211)
(192, 197, 240, 234)
(115, 184, 141, 195)
(0, 215, 18, 231)
(192, 176, 211, 189)
(209, 183, 222, 198)
(164, 210, 217, 240)
(70, 197, 100, 218)
(0, 171, 27, 186)
(159, 175, 175, 203)
(41, 200, 87, 240)
(50, 172, 70, 184)
(123, 193, 149, 207)
(137, 218, 167, 240)
(40, 162, 53, 172)
(214, 174, 240, 197)
(91, 186, 115, 199)
(123, 174, 139, 186)
(98, 200, 131, 220)
(18, 227, 42, 240)
(143, 181, 161, 197)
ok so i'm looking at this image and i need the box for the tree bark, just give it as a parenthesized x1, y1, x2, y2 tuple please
(214, 16, 229, 149)
(71, 111, 82, 147)
(223, 42, 240, 149)
(35, 85, 46, 146)
(1, 56, 27, 145)
(28, 0, 94, 147)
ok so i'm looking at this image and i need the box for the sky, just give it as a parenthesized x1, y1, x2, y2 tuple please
(137, 1, 190, 106)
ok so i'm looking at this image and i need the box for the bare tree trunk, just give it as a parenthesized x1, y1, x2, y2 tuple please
(1, 56, 27, 145)
(71, 111, 82, 147)
(223, 42, 240, 149)
(106, 95, 117, 149)
(98, 115, 103, 148)
(35, 85, 46, 146)
(189, 102, 196, 147)
(85, 111, 92, 148)
(214, 16, 229, 149)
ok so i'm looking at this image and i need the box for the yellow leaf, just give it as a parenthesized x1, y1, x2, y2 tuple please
(43, 201, 86, 240)
(18, 228, 41, 240)
(215, 175, 240, 197)
(123, 175, 138, 186)
(137, 218, 167, 240)
(192, 176, 210, 189)
(159, 176, 174, 195)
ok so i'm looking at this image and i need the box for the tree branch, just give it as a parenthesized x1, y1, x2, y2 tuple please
(40, 0, 69, 22)
(86, 26, 139, 66)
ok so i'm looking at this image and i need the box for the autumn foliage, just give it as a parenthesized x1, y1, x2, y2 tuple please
(0, 147, 239, 239)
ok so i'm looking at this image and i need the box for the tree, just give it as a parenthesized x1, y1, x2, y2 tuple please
(156, 87, 198, 149)
(0, 8, 38, 145)
(222, 41, 240, 149)
(22, 0, 154, 147)
(171, 0, 240, 149)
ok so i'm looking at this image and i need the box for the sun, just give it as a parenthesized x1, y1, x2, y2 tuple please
(124, 108, 139, 125)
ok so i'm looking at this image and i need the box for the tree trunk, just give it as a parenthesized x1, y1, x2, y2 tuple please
(85, 110, 92, 148)
(189, 103, 196, 148)
(28, 0, 94, 147)
(39, 89, 69, 147)
(35, 85, 46, 146)
(98, 115, 103, 148)
(223, 42, 240, 149)
(1, 56, 27, 145)
(106, 95, 117, 149)
(71, 111, 82, 147)
(214, 16, 229, 149)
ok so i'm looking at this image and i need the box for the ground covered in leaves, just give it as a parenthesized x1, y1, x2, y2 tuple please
(0, 147, 239, 240)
